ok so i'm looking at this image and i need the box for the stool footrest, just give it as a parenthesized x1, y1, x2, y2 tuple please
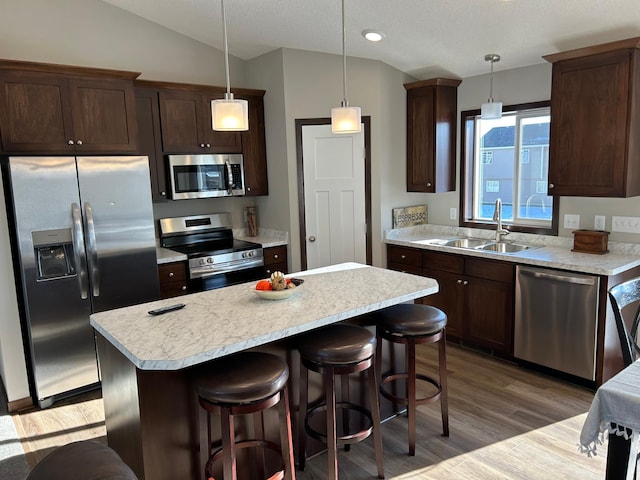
(305, 401, 374, 445)
(207, 439, 285, 480)
(380, 372, 442, 406)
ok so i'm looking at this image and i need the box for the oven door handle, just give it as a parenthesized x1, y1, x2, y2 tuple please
(190, 258, 265, 279)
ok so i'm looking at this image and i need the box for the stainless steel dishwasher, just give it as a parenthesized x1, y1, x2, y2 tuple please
(514, 265, 600, 381)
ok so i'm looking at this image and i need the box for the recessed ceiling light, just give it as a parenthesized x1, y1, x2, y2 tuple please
(362, 30, 385, 42)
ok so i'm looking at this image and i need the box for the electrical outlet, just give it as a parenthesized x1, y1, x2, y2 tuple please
(594, 215, 606, 230)
(449, 207, 457, 220)
(563, 214, 580, 230)
(612, 216, 640, 234)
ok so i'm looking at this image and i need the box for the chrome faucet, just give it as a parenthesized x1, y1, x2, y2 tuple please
(493, 198, 509, 242)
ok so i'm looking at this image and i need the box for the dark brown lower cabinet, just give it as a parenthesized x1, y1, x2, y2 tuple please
(158, 262, 188, 299)
(388, 245, 514, 356)
(263, 245, 288, 276)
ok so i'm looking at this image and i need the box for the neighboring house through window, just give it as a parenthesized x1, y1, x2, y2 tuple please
(460, 101, 558, 235)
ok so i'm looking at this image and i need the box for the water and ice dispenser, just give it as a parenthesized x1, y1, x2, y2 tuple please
(32, 229, 76, 281)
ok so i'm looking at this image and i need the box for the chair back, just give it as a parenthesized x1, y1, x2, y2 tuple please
(608, 277, 640, 367)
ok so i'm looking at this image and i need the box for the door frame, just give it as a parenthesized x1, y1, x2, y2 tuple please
(295, 116, 372, 270)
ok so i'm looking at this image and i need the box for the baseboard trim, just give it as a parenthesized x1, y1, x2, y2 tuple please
(8, 396, 33, 413)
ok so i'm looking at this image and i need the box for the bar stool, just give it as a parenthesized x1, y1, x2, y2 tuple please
(369, 303, 449, 456)
(297, 323, 384, 480)
(192, 351, 295, 480)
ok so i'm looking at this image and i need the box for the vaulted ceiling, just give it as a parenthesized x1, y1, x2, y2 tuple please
(102, 0, 640, 79)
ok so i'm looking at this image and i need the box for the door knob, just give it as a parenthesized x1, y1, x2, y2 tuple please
(309, 235, 316, 242)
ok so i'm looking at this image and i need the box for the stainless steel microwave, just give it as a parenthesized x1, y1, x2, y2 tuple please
(168, 154, 245, 199)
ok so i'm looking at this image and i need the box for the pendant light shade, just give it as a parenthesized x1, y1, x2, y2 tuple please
(211, 0, 248, 131)
(331, 103, 361, 134)
(480, 53, 502, 120)
(331, 0, 361, 134)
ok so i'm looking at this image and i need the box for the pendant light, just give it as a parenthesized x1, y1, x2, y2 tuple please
(481, 53, 502, 120)
(331, 0, 361, 134)
(211, 0, 248, 131)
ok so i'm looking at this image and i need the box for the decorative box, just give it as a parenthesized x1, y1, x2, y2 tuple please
(572, 230, 610, 254)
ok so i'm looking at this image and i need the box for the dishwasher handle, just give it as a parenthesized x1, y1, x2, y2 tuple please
(519, 268, 596, 286)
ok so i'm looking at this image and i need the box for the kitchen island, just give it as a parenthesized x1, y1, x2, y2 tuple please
(91, 263, 438, 480)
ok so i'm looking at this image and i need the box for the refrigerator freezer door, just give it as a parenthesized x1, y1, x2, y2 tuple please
(7, 157, 99, 406)
(76, 156, 159, 312)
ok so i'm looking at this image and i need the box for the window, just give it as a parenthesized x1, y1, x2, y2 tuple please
(460, 101, 558, 235)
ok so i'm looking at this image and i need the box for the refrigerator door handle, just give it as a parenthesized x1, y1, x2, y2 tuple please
(71, 203, 89, 299)
(84, 202, 100, 297)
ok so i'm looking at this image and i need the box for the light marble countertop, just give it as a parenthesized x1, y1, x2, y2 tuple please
(386, 225, 640, 276)
(156, 229, 289, 265)
(90, 262, 438, 371)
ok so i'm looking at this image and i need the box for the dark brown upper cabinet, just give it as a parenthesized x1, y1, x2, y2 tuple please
(404, 78, 461, 193)
(158, 88, 241, 154)
(0, 60, 139, 154)
(544, 37, 640, 197)
(135, 87, 167, 202)
(136, 79, 268, 198)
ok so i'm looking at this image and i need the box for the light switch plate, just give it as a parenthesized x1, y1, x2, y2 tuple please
(594, 215, 606, 230)
(450, 207, 457, 220)
(612, 216, 640, 234)
(564, 214, 580, 230)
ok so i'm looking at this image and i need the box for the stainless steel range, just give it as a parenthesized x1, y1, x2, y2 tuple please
(159, 213, 264, 291)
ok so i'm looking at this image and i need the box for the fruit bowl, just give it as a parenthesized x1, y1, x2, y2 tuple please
(254, 278, 304, 300)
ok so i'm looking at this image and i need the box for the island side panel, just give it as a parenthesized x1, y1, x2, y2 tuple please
(97, 334, 200, 480)
(96, 334, 144, 477)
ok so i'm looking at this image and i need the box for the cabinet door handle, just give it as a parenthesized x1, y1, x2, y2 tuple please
(457, 279, 462, 284)
(168, 272, 174, 278)
(463, 280, 468, 286)
(247, 187, 251, 192)
(200, 143, 205, 148)
(427, 182, 432, 187)
(67, 139, 75, 145)
(181, 285, 187, 291)
(206, 143, 211, 148)
(76, 139, 83, 145)
(549, 183, 554, 189)
(161, 191, 166, 196)
(401, 254, 406, 259)
(274, 254, 279, 259)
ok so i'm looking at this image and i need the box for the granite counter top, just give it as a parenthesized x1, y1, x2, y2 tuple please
(90, 263, 438, 371)
(386, 225, 640, 276)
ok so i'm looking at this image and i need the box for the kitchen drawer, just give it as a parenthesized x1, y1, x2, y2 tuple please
(388, 261, 422, 275)
(264, 246, 287, 265)
(465, 257, 513, 283)
(265, 262, 287, 276)
(388, 245, 422, 266)
(160, 281, 188, 299)
(158, 262, 187, 283)
(422, 250, 464, 274)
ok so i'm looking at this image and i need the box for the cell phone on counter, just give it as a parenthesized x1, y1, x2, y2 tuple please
(148, 303, 185, 316)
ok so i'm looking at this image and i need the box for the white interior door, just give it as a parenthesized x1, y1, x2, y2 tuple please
(302, 124, 365, 269)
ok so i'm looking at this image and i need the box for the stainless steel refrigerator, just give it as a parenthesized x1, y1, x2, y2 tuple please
(4, 156, 160, 408)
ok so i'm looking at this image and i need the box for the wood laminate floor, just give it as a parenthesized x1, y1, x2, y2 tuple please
(12, 344, 606, 479)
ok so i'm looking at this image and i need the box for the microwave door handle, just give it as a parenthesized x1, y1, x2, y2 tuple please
(71, 203, 89, 299)
(225, 161, 234, 195)
(84, 202, 100, 297)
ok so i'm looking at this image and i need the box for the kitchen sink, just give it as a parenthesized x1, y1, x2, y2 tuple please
(442, 238, 488, 248)
(478, 242, 534, 253)
(414, 237, 537, 254)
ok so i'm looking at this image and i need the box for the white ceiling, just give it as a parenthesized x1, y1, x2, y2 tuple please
(101, 0, 640, 79)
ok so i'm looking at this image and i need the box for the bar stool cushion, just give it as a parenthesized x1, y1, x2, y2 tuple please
(298, 324, 375, 365)
(376, 304, 447, 336)
(26, 440, 138, 480)
(195, 351, 289, 405)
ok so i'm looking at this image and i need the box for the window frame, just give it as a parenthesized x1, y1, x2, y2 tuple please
(459, 100, 558, 236)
